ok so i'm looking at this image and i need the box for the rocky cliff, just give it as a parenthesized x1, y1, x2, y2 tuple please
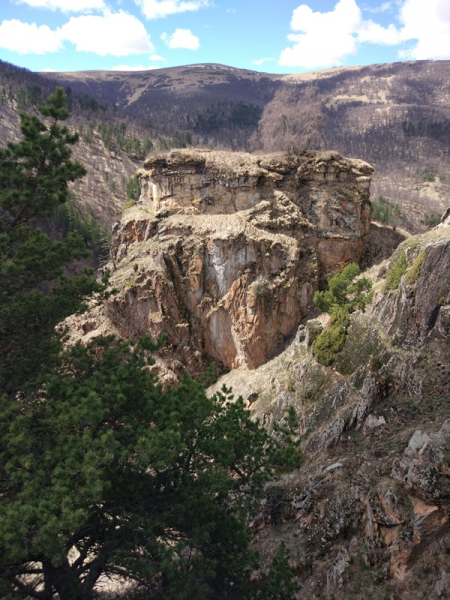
(66, 146, 450, 597)
(69, 149, 373, 380)
(208, 212, 450, 599)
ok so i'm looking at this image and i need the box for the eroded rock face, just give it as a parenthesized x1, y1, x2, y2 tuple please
(72, 149, 372, 377)
(375, 233, 450, 349)
(204, 216, 450, 598)
(137, 149, 373, 287)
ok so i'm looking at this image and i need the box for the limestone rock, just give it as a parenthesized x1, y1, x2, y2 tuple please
(415, 237, 450, 339)
(72, 149, 373, 376)
(306, 319, 324, 349)
(320, 415, 346, 449)
(363, 414, 386, 430)
(434, 570, 447, 598)
(350, 372, 384, 430)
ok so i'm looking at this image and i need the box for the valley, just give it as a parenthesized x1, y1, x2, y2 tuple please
(1, 58, 449, 599)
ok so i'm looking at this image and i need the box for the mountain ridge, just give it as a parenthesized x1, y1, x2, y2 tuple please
(40, 59, 450, 232)
(2, 57, 450, 233)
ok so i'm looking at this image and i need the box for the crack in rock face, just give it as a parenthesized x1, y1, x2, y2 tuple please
(72, 149, 373, 380)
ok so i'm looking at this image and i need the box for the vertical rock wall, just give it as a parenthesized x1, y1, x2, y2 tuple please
(74, 149, 373, 378)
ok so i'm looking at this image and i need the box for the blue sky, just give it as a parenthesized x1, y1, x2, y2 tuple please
(0, 0, 449, 73)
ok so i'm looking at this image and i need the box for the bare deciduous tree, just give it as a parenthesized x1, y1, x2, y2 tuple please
(252, 84, 324, 154)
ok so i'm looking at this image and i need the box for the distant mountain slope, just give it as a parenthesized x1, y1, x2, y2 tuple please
(303, 60, 450, 230)
(0, 60, 143, 226)
(2, 59, 449, 232)
(42, 60, 450, 232)
(42, 64, 281, 150)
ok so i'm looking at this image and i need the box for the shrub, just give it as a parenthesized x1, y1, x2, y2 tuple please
(422, 169, 436, 182)
(404, 249, 426, 285)
(313, 308, 350, 366)
(251, 276, 270, 299)
(312, 264, 372, 366)
(313, 263, 373, 314)
(122, 198, 136, 211)
(423, 212, 441, 228)
(384, 251, 407, 291)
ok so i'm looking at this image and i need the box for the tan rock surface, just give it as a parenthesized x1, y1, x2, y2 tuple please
(69, 149, 372, 378)
(205, 215, 450, 599)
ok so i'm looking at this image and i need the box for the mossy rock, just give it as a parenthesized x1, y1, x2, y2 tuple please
(334, 312, 390, 376)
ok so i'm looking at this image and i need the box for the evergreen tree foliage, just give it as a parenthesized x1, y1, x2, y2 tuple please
(313, 263, 373, 315)
(0, 87, 104, 397)
(0, 88, 302, 599)
(371, 194, 403, 227)
(53, 193, 111, 266)
(0, 336, 302, 599)
(126, 174, 141, 201)
(313, 264, 373, 366)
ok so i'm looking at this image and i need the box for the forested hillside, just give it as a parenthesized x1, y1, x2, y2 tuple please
(2, 58, 450, 233)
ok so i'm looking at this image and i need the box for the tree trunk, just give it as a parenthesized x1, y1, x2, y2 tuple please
(43, 560, 93, 600)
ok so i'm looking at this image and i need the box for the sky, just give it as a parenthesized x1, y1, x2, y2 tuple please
(0, 0, 449, 74)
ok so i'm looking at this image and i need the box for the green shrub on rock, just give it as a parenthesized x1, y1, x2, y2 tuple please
(404, 249, 426, 285)
(313, 263, 373, 314)
(312, 308, 350, 366)
(384, 251, 407, 291)
(312, 264, 373, 366)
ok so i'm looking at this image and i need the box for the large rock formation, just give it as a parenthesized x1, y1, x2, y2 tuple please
(207, 218, 450, 599)
(71, 149, 373, 378)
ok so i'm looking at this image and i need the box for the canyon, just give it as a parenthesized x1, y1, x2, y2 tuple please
(66, 146, 450, 599)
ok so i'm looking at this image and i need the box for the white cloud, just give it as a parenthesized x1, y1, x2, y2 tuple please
(111, 64, 159, 70)
(280, 0, 403, 68)
(358, 20, 401, 44)
(0, 19, 62, 54)
(280, 0, 361, 68)
(134, 0, 209, 20)
(398, 0, 450, 59)
(60, 11, 154, 56)
(280, 0, 450, 68)
(150, 53, 165, 60)
(253, 57, 274, 65)
(15, 0, 105, 11)
(161, 28, 200, 49)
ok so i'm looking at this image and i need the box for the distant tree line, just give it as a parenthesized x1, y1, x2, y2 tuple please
(371, 194, 403, 227)
(402, 118, 450, 140)
(194, 101, 262, 133)
(96, 120, 153, 158)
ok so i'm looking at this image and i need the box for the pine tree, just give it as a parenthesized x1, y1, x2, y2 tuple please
(0, 87, 103, 397)
(0, 89, 301, 599)
(0, 336, 302, 599)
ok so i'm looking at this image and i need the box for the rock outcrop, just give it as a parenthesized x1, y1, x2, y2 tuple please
(376, 229, 450, 350)
(207, 217, 450, 599)
(65, 142, 450, 597)
(71, 149, 373, 378)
